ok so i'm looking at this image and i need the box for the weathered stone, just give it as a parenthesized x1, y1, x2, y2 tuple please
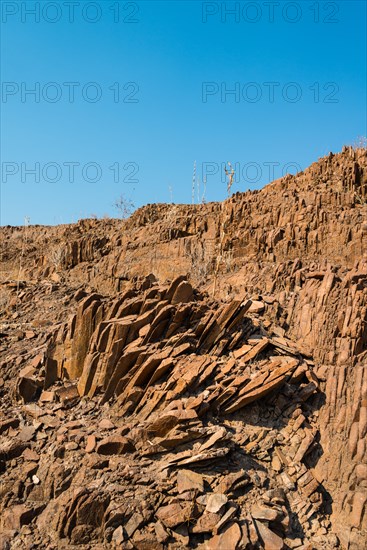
(0, 418, 20, 434)
(254, 519, 284, 549)
(224, 359, 298, 413)
(206, 494, 228, 514)
(18, 425, 36, 442)
(248, 301, 265, 313)
(350, 492, 367, 528)
(124, 512, 145, 538)
(217, 471, 249, 494)
(251, 504, 280, 522)
(2, 147, 367, 549)
(96, 436, 134, 455)
(17, 377, 42, 403)
(199, 521, 241, 550)
(177, 469, 204, 494)
(171, 281, 194, 305)
(146, 414, 179, 437)
(22, 448, 40, 461)
(0, 439, 29, 460)
(99, 418, 115, 430)
(233, 344, 252, 359)
(192, 512, 222, 534)
(85, 435, 96, 453)
(1, 504, 42, 530)
(112, 525, 125, 544)
(156, 501, 196, 528)
(39, 390, 55, 402)
(355, 464, 367, 480)
(154, 520, 169, 543)
(213, 505, 238, 534)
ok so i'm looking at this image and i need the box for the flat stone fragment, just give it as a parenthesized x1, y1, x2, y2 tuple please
(213, 505, 238, 534)
(22, 448, 40, 461)
(96, 435, 134, 455)
(39, 390, 55, 402)
(18, 426, 36, 442)
(0, 439, 29, 461)
(156, 501, 195, 528)
(224, 359, 298, 414)
(124, 512, 145, 538)
(206, 493, 228, 514)
(112, 526, 124, 544)
(248, 301, 265, 313)
(146, 414, 179, 437)
(154, 520, 169, 543)
(192, 512, 222, 534)
(98, 418, 115, 430)
(0, 418, 20, 434)
(255, 519, 284, 550)
(177, 469, 204, 494)
(233, 344, 252, 359)
(251, 504, 280, 522)
(199, 521, 242, 550)
(85, 434, 96, 453)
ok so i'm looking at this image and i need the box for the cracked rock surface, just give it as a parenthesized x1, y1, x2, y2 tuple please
(1, 147, 366, 549)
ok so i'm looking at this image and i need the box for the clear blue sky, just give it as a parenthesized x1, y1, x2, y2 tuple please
(1, 0, 366, 225)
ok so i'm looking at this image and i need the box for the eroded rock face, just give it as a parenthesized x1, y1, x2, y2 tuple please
(0, 147, 366, 548)
(0, 278, 329, 548)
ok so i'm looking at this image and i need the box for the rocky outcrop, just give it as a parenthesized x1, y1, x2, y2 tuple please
(1, 277, 335, 548)
(0, 146, 366, 548)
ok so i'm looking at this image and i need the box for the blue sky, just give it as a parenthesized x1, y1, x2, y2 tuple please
(1, 0, 366, 225)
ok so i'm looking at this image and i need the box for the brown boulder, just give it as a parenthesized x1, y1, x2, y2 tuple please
(199, 521, 242, 550)
(156, 501, 197, 528)
(96, 436, 135, 455)
(177, 469, 204, 494)
(255, 519, 284, 550)
(16, 376, 42, 403)
(171, 281, 194, 304)
(1, 504, 43, 530)
(146, 414, 179, 437)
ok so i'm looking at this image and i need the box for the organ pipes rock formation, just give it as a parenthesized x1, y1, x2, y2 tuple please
(0, 147, 366, 549)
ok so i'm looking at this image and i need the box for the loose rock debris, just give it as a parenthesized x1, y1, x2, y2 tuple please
(1, 277, 336, 549)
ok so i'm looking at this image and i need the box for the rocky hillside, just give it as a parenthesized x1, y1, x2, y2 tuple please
(0, 146, 366, 549)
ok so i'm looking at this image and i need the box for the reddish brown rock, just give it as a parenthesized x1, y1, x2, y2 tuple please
(192, 512, 222, 534)
(255, 519, 284, 550)
(171, 280, 194, 304)
(96, 436, 134, 455)
(17, 376, 42, 403)
(1, 504, 43, 530)
(177, 469, 204, 494)
(156, 501, 196, 528)
(251, 504, 280, 522)
(1, 148, 366, 549)
(200, 521, 242, 550)
(206, 494, 228, 514)
(85, 435, 96, 453)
